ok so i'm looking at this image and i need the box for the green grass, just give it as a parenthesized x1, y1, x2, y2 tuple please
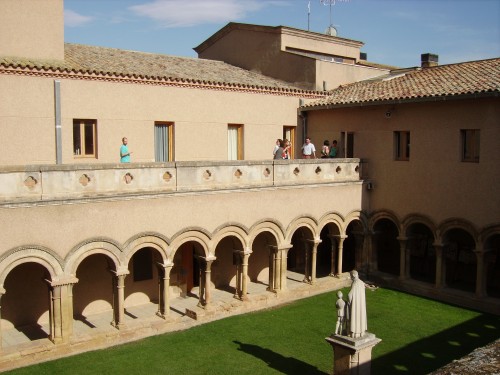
(6, 288, 499, 375)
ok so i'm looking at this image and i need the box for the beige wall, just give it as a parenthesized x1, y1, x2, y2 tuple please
(0, 0, 64, 60)
(0, 73, 307, 165)
(306, 98, 500, 227)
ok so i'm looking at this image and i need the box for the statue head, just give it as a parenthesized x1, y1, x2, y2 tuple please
(337, 290, 343, 298)
(351, 270, 358, 280)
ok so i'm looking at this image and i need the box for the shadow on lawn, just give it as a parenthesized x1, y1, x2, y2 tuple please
(234, 340, 328, 375)
(371, 313, 500, 374)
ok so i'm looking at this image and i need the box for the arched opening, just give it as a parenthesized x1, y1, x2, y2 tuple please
(124, 247, 163, 320)
(249, 231, 277, 290)
(1, 263, 51, 346)
(374, 218, 400, 275)
(343, 221, 363, 273)
(171, 242, 204, 299)
(317, 224, 340, 278)
(484, 234, 500, 298)
(407, 223, 435, 283)
(213, 236, 242, 296)
(73, 254, 115, 331)
(288, 227, 314, 282)
(443, 228, 476, 293)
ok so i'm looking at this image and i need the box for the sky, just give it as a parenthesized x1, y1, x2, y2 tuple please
(64, 0, 500, 68)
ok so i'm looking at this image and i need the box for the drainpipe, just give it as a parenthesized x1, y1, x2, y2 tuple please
(54, 80, 62, 164)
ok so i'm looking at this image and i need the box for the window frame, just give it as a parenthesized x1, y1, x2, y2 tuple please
(461, 129, 480, 163)
(154, 121, 174, 162)
(228, 124, 244, 160)
(283, 126, 296, 159)
(73, 119, 97, 158)
(394, 131, 410, 161)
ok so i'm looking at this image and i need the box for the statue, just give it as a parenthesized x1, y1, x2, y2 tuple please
(334, 290, 347, 335)
(347, 270, 367, 338)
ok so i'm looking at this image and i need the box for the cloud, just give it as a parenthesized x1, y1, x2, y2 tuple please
(129, 0, 277, 28)
(64, 9, 94, 27)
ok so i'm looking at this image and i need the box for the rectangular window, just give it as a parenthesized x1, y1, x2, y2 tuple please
(461, 129, 480, 162)
(228, 124, 243, 160)
(133, 248, 153, 282)
(73, 119, 97, 157)
(283, 126, 296, 159)
(394, 131, 410, 161)
(340, 131, 354, 158)
(154, 122, 174, 162)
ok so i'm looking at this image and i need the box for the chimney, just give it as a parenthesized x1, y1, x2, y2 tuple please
(421, 53, 439, 68)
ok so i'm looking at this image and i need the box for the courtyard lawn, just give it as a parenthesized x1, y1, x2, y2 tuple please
(5, 288, 499, 375)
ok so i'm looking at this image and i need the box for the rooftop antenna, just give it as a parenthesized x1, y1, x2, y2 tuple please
(320, 0, 350, 36)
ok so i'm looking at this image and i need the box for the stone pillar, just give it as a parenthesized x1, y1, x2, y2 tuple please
(434, 243, 445, 288)
(279, 245, 292, 291)
(397, 236, 408, 280)
(157, 262, 174, 318)
(307, 239, 321, 285)
(474, 245, 487, 298)
(303, 240, 311, 283)
(233, 251, 242, 299)
(268, 246, 275, 291)
(241, 250, 251, 300)
(111, 271, 128, 329)
(197, 256, 215, 309)
(325, 333, 381, 375)
(51, 285, 63, 343)
(47, 277, 78, 343)
(328, 235, 337, 277)
(274, 247, 282, 291)
(0, 289, 3, 351)
(336, 235, 347, 276)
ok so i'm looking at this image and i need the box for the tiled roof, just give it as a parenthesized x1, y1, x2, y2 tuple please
(0, 43, 311, 93)
(303, 58, 500, 109)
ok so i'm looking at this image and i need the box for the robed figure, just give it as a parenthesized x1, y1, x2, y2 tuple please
(347, 270, 367, 338)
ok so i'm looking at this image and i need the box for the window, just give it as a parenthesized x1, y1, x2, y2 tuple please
(461, 129, 480, 162)
(283, 126, 296, 159)
(340, 131, 354, 158)
(228, 124, 243, 160)
(73, 119, 97, 157)
(154, 122, 174, 162)
(394, 131, 410, 161)
(133, 248, 153, 282)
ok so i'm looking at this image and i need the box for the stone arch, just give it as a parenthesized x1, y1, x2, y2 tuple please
(479, 224, 500, 245)
(317, 212, 345, 278)
(65, 238, 123, 276)
(249, 220, 285, 248)
(481, 225, 500, 298)
(285, 215, 319, 243)
(212, 223, 250, 250)
(169, 228, 212, 260)
(123, 232, 170, 265)
(0, 246, 64, 291)
(438, 218, 478, 245)
(369, 210, 401, 235)
(401, 214, 438, 239)
(318, 212, 345, 235)
(344, 210, 368, 234)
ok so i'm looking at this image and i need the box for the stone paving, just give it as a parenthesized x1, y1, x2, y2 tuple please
(0, 271, 352, 372)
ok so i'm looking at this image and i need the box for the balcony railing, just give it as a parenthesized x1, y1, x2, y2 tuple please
(0, 159, 363, 203)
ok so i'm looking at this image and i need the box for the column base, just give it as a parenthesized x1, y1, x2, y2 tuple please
(325, 332, 381, 375)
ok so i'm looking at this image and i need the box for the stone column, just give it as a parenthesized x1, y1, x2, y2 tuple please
(241, 249, 251, 300)
(303, 240, 311, 283)
(0, 289, 3, 351)
(233, 251, 242, 299)
(328, 235, 337, 277)
(279, 245, 292, 291)
(336, 235, 347, 276)
(111, 271, 128, 329)
(434, 243, 444, 288)
(157, 262, 174, 318)
(474, 245, 487, 298)
(397, 236, 408, 280)
(274, 247, 282, 291)
(268, 246, 275, 291)
(307, 239, 321, 285)
(47, 277, 78, 343)
(198, 256, 215, 309)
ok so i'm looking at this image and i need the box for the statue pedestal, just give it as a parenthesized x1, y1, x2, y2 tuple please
(325, 332, 381, 375)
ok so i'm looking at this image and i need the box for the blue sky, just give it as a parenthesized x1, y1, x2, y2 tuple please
(64, 0, 500, 68)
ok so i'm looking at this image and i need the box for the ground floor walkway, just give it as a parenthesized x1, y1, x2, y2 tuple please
(0, 271, 352, 372)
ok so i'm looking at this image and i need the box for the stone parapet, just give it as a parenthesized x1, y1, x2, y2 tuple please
(0, 159, 362, 204)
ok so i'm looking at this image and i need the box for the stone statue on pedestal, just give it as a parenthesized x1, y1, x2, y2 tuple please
(347, 270, 367, 338)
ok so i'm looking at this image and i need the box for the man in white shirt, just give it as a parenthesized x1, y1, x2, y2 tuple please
(301, 137, 316, 159)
